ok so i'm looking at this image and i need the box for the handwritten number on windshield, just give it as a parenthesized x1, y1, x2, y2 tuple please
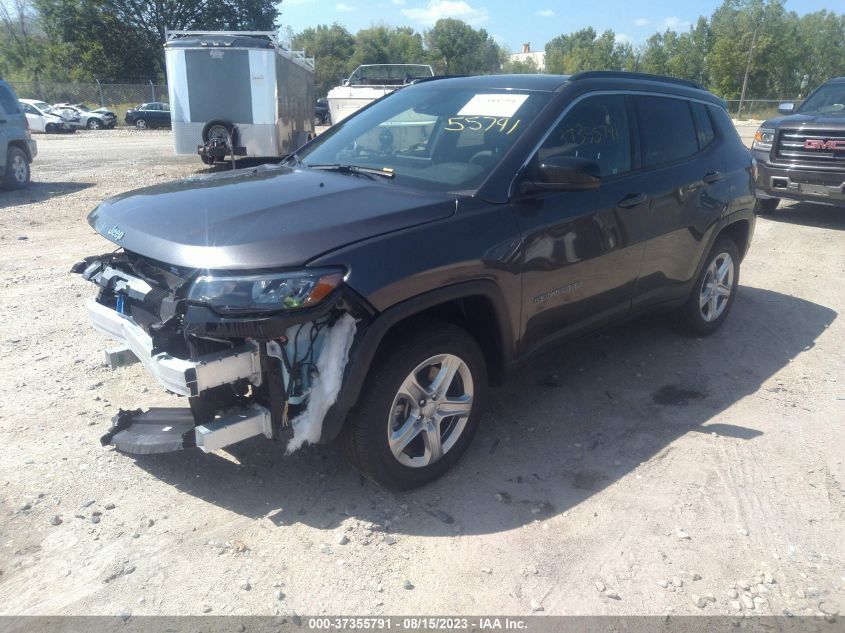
(445, 117, 521, 134)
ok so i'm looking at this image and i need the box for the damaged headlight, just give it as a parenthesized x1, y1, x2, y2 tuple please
(187, 268, 345, 315)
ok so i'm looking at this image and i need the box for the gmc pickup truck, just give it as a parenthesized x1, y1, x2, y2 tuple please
(752, 77, 845, 213)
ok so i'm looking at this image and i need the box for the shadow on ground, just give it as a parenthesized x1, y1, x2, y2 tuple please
(132, 285, 836, 536)
(765, 201, 845, 230)
(0, 181, 94, 208)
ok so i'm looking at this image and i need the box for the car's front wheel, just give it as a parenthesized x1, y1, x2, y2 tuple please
(343, 320, 487, 490)
(679, 235, 740, 336)
(87, 118, 101, 130)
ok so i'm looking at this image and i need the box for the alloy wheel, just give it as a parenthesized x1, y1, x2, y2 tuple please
(387, 354, 474, 468)
(11, 154, 27, 183)
(699, 252, 734, 322)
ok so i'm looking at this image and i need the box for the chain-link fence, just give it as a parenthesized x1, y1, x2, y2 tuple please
(7, 81, 168, 125)
(725, 98, 803, 121)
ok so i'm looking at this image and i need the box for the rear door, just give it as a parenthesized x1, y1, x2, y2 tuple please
(630, 95, 729, 310)
(515, 93, 650, 354)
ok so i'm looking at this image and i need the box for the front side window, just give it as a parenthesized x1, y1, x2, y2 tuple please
(636, 96, 699, 168)
(537, 94, 632, 178)
(298, 86, 551, 192)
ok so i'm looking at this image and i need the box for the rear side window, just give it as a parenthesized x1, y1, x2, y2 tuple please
(538, 94, 632, 177)
(636, 96, 699, 168)
(691, 103, 715, 149)
(0, 85, 19, 114)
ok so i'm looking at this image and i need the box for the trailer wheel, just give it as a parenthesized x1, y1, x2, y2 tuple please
(200, 154, 215, 166)
(202, 120, 237, 145)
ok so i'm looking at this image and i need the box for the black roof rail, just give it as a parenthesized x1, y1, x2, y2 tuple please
(570, 71, 705, 91)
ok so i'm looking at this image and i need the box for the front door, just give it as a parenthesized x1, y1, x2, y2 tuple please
(515, 94, 651, 354)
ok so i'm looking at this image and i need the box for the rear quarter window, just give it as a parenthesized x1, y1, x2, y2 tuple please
(691, 103, 715, 149)
(636, 96, 699, 168)
(0, 85, 19, 114)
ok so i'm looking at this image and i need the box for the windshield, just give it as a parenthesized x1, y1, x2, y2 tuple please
(33, 101, 52, 113)
(298, 85, 550, 193)
(798, 83, 845, 115)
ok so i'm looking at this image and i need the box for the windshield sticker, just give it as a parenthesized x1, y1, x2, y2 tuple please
(458, 93, 529, 118)
(444, 116, 521, 134)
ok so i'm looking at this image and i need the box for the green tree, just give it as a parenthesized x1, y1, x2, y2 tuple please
(501, 57, 539, 74)
(424, 18, 502, 74)
(351, 25, 426, 67)
(796, 11, 845, 95)
(292, 23, 356, 97)
(545, 27, 633, 74)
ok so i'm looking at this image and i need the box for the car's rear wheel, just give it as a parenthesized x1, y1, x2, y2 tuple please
(755, 197, 780, 214)
(45, 123, 55, 133)
(135, 118, 147, 130)
(87, 118, 101, 130)
(342, 320, 487, 490)
(679, 235, 740, 336)
(2, 147, 30, 189)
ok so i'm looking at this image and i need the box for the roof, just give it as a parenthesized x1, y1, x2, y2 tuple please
(164, 34, 275, 50)
(412, 72, 722, 101)
(414, 74, 571, 92)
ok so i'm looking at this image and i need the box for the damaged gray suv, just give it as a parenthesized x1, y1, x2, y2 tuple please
(75, 72, 756, 489)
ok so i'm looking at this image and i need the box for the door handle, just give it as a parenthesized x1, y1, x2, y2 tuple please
(703, 171, 723, 185)
(617, 193, 648, 209)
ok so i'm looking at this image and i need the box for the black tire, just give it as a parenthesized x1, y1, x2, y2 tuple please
(678, 235, 740, 337)
(135, 118, 147, 130)
(87, 118, 101, 130)
(342, 319, 487, 490)
(1, 147, 30, 189)
(45, 123, 55, 133)
(755, 197, 780, 214)
(202, 120, 236, 144)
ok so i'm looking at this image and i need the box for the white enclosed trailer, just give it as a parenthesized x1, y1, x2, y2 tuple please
(164, 31, 315, 164)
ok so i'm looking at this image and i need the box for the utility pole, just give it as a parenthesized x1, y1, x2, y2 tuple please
(737, 23, 759, 119)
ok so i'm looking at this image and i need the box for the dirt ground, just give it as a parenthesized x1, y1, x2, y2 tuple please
(0, 127, 843, 619)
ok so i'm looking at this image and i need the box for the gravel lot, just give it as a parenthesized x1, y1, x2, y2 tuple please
(0, 128, 843, 618)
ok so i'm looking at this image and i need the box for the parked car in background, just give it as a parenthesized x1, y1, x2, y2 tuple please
(751, 76, 845, 213)
(0, 80, 37, 188)
(75, 72, 755, 490)
(54, 103, 116, 129)
(19, 99, 74, 133)
(315, 97, 330, 125)
(125, 102, 171, 129)
(51, 104, 82, 129)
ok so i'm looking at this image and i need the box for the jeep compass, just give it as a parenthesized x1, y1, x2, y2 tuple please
(75, 72, 755, 490)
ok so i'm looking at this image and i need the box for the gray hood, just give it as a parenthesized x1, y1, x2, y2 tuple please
(88, 164, 456, 270)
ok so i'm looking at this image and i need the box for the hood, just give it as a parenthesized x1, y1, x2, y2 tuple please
(764, 111, 845, 130)
(88, 164, 456, 270)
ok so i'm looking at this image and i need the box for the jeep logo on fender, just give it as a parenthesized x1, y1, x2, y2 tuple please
(804, 139, 845, 150)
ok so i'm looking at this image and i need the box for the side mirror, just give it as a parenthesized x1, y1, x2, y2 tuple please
(521, 155, 601, 194)
(778, 102, 795, 115)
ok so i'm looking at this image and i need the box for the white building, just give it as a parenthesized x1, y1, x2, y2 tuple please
(508, 43, 545, 72)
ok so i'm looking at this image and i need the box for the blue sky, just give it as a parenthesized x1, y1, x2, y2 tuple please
(278, 0, 838, 52)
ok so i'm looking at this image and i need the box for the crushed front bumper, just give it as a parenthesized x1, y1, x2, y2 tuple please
(86, 298, 262, 398)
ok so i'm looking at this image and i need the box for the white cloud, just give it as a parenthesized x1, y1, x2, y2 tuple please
(402, 0, 489, 26)
(335, 2, 354, 10)
(615, 33, 631, 44)
(391, 0, 407, 4)
(663, 16, 690, 30)
(633, 17, 650, 27)
(535, 8, 555, 17)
